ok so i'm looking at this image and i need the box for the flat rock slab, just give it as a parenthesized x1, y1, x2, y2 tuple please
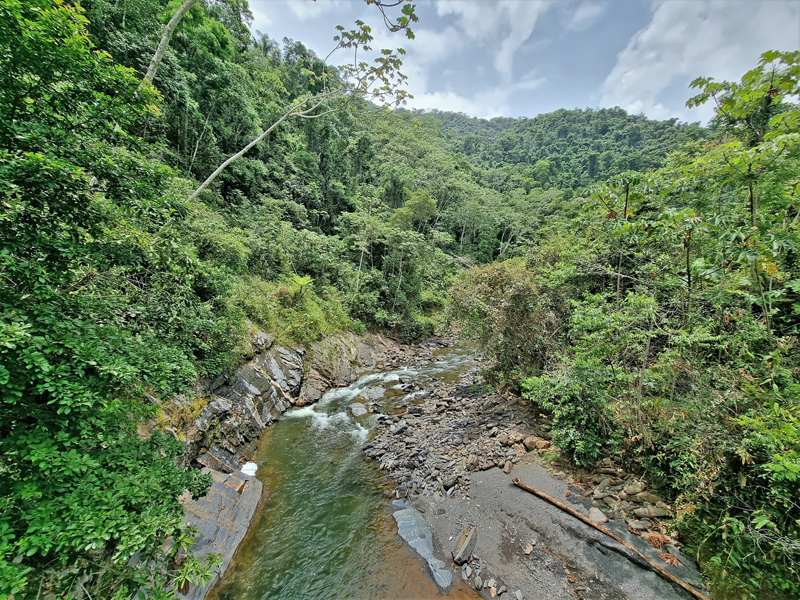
(393, 507, 453, 591)
(177, 468, 262, 600)
(419, 461, 701, 600)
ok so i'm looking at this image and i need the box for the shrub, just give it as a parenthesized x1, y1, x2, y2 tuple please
(521, 360, 615, 465)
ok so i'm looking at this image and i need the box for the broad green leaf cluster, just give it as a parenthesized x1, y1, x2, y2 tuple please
(449, 51, 800, 597)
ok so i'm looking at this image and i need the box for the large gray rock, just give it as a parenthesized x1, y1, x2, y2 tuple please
(394, 507, 453, 590)
(177, 468, 262, 600)
(299, 333, 390, 402)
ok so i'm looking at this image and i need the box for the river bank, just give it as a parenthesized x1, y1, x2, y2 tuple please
(182, 333, 708, 600)
(363, 339, 708, 600)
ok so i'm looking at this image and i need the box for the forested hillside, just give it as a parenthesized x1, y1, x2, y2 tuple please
(0, 0, 798, 598)
(426, 107, 709, 190)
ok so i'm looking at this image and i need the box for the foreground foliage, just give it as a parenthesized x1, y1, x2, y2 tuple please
(0, 0, 751, 597)
(450, 51, 800, 597)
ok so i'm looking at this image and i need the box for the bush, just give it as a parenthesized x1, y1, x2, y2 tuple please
(521, 360, 615, 465)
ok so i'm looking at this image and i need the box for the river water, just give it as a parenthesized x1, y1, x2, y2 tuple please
(208, 345, 481, 600)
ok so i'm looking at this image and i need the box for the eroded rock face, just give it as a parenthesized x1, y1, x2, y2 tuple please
(182, 331, 393, 471)
(299, 332, 388, 403)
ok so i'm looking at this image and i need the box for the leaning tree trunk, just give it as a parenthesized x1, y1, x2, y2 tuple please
(140, 0, 198, 88)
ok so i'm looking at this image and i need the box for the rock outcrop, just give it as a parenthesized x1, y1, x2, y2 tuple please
(176, 467, 262, 600)
(182, 330, 394, 472)
(392, 503, 453, 591)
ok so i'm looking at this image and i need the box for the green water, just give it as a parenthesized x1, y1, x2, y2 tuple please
(209, 346, 481, 600)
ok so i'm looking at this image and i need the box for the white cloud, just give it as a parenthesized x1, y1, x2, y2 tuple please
(601, 0, 800, 123)
(285, 0, 350, 20)
(406, 72, 546, 118)
(407, 26, 465, 65)
(436, 0, 553, 80)
(567, 1, 606, 31)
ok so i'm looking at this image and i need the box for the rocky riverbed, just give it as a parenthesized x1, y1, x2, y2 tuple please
(363, 338, 707, 600)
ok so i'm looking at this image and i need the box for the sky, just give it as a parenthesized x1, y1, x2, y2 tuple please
(248, 0, 800, 124)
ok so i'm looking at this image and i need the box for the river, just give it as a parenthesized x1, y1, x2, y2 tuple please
(208, 344, 481, 600)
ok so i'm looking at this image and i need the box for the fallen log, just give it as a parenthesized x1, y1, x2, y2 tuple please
(511, 478, 709, 600)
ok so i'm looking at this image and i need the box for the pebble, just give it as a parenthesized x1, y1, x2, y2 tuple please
(475, 575, 483, 589)
(588, 507, 608, 524)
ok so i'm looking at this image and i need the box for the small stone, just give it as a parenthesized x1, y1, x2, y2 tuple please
(535, 439, 551, 450)
(588, 507, 608, 524)
(524, 544, 533, 555)
(349, 402, 368, 417)
(503, 460, 513, 474)
(634, 491, 662, 504)
(634, 506, 668, 518)
(596, 477, 611, 492)
(474, 575, 483, 589)
(498, 585, 507, 595)
(490, 587, 497, 598)
(522, 437, 537, 451)
(391, 420, 408, 435)
(452, 524, 477, 565)
(627, 520, 648, 531)
(462, 564, 472, 580)
(487, 578, 496, 588)
(624, 482, 646, 495)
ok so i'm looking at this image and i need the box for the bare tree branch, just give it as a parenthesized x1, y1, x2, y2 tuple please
(140, 0, 198, 89)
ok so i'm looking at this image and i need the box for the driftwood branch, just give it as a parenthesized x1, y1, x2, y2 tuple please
(511, 478, 709, 600)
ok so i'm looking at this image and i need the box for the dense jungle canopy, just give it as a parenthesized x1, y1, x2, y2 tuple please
(0, 1, 798, 598)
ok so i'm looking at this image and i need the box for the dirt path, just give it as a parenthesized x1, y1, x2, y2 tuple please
(364, 341, 706, 600)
